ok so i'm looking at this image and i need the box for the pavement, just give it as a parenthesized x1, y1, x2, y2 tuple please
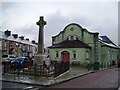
(1, 65, 119, 87)
(1, 66, 94, 86)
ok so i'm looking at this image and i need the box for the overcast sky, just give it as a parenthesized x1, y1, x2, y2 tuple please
(1, 0, 119, 47)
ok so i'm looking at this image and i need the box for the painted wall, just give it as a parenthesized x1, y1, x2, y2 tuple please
(50, 23, 119, 68)
(100, 44, 118, 68)
(49, 48, 91, 65)
(63, 24, 82, 41)
(52, 24, 99, 63)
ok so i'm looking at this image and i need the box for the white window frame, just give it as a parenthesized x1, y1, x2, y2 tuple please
(86, 51, 89, 60)
(72, 51, 76, 60)
(55, 51, 59, 59)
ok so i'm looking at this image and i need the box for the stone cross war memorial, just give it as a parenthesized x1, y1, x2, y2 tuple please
(34, 16, 47, 65)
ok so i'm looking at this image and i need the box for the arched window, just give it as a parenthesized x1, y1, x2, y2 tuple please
(76, 37, 79, 40)
(71, 36, 74, 40)
(66, 38, 69, 41)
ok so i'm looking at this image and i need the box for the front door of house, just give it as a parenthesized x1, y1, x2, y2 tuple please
(61, 51, 70, 63)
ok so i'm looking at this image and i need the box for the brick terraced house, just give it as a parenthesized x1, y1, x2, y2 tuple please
(0, 30, 37, 58)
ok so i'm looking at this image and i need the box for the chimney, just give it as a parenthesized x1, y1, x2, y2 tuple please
(12, 34, 18, 39)
(32, 40, 35, 44)
(19, 36, 24, 40)
(26, 38, 29, 41)
(4, 30, 11, 37)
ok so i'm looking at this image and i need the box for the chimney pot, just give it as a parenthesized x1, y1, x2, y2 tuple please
(12, 34, 18, 38)
(19, 36, 24, 40)
(4, 30, 11, 37)
(32, 40, 35, 44)
(26, 38, 29, 41)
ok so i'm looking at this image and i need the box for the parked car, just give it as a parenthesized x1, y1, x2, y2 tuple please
(10, 57, 30, 69)
(2, 54, 16, 64)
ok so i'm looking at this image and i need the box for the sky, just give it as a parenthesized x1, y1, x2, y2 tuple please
(0, 0, 119, 47)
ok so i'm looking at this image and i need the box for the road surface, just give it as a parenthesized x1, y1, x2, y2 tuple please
(50, 67, 119, 89)
(2, 67, 119, 90)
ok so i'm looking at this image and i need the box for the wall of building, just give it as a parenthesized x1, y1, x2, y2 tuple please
(1, 30, 37, 57)
(100, 44, 118, 68)
(63, 25, 82, 41)
(49, 23, 119, 68)
(49, 48, 91, 65)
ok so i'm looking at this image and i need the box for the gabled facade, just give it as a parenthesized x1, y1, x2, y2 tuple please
(48, 23, 100, 66)
(48, 23, 119, 69)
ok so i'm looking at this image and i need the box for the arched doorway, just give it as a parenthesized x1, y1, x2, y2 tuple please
(61, 51, 70, 63)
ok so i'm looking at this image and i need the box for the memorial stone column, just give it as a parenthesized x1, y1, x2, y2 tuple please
(34, 16, 47, 65)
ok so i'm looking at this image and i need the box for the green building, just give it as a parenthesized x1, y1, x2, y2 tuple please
(48, 23, 119, 70)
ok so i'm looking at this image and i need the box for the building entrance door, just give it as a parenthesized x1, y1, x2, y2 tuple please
(61, 51, 70, 63)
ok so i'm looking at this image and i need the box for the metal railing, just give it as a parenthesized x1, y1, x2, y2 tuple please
(54, 62, 69, 77)
(2, 61, 70, 77)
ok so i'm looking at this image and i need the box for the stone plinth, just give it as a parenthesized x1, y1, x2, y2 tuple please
(34, 54, 46, 65)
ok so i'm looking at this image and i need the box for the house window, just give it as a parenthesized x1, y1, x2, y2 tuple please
(112, 51, 114, 60)
(10, 41, 12, 48)
(55, 51, 59, 58)
(73, 51, 76, 59)
(76, 37, 79, 40)
(53, 38, 56, 44)
(71, 36, 74, 40)
(0, 40, 2, 49)
(108, 50, 111, 61)
(86, 51, 89, 60)
(66, 38, 69, 41)
(4, 40, 7, 49)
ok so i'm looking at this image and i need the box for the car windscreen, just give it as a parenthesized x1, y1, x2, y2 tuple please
(9, 55, 16, 58)
(15, 58, 24, 62)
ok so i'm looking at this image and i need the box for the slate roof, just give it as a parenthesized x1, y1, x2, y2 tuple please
(0, 31, 37, 47)
(100, 36, 116, 46)
(100, 36, 116, 45)
(99, 36, 118, 48)
(48, 40, 91, 48)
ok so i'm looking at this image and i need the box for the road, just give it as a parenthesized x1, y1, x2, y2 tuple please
(2, 67, 120, 90)
(49, 67, 119, 89)
(2, 81, 40, 90)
